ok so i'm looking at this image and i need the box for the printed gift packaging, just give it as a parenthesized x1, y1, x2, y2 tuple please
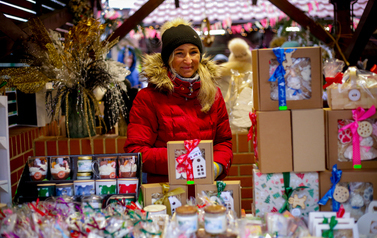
(325, 107, 377, 170)
(195, 180, 241, 217)
(254, 109, 325, 173)
(167, 140, 214, 185)
(252, 47, 323, 111)
(252, 166, 319, 220)
(141, 183, 188, 215)
(319, 167, 376, 221)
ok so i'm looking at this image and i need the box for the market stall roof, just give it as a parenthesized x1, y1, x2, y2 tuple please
(129, 0, 368, 26)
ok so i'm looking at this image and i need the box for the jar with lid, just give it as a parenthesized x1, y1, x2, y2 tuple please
(204, 205, 227, 234)
(143, 204, 166, 215)
(176, 205, 198, 233)
(77, 156, 93, 172)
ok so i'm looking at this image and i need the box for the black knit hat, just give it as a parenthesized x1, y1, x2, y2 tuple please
(161, 24, 203, 67)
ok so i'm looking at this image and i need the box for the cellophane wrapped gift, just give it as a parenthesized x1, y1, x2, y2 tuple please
(252, 166, 319, 221)
(337, 116, 377, 163)
(334, 181, 373, 221)
(270, 53, 312, 101)
(224, 69, 253, 133)
(326, 63, 377, 109)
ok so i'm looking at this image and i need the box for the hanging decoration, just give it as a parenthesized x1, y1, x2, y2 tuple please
(201, 18, 215, 47)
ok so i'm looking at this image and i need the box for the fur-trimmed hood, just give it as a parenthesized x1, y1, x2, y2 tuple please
(141, 53, 220, 92)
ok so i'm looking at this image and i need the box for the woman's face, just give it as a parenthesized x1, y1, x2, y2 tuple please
(172, 43, 200, 78)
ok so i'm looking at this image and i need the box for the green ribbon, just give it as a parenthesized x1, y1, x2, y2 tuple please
(279, 172, 308, 213)
(322, 216, 338, 238)
(128, 211, 162, 236)
(216, 181, 226, 198)
(216, 181, 226, 204)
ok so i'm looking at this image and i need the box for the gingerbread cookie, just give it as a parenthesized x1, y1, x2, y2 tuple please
(358, 121, 373, 137)
(333, 185, 349, 203)
(288, 194, 307, 209)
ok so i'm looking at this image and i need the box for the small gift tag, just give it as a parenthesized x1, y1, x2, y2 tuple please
(168, 196, 182, 214)
(192, 156, 206, 179)
(220, 191, 234, 211)
(333, 185, 349, 203)
(288, 194, 307, 209)
(188, 147, 202, 160)
(357, 121, 373, 137)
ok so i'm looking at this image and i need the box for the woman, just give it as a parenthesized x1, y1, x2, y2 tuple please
(123, 18, 233, 183)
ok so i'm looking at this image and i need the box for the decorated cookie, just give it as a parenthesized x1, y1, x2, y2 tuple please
(358, 121, 373, 137)
(288, 194, 307, 209)
(333, 185, 349, 203)
(338, 128, 352, 144)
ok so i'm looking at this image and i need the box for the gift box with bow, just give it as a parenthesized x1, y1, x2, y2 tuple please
(252, 47, 322, 111)
(252, 166, 319, 221)
(326, 106, 377, 169)
(167, 140, 214, 185)
(195, 180, 241, 217)
(141, 183, 188, 216)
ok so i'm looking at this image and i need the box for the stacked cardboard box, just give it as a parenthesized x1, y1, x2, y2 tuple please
(251, 47, 325, 220)
(141, 140, 242, 216)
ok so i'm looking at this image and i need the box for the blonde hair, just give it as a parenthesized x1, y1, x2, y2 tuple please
(168, 54, 217, 113)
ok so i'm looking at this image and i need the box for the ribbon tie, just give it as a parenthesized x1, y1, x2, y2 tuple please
(371, 64, 377, 74)
(322, 216, 338, 238)
(176, 139, 201, 184)
(318, 164, 342, 211)
(339, 105, 376, 169)
(269, 47, 295, 110)
(279, 172, 308, 213)
(323, 72, 343, 89)
(154, 183, 185, 215)
(248, 112, 258, 162)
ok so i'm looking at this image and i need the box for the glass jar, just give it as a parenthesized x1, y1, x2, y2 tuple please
(176, 205, 198, 233)
(77, 172, 92, 180)
(204, 205, 227, 234)
(28, 157, 48, 181)
(143, 205, 166, 215)
(50, 156, 71, 180)
(77, 156, 93, 172)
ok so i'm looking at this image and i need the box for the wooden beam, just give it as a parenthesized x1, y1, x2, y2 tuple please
(344, 0, 377, 65)
(268, 0, 332, 44)
(0, 12, 28, 41)
(107, 0, 165, 43)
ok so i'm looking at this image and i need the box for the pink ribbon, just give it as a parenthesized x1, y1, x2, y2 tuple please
(339, 105, 376, 169)
(248, 112, 258, 161)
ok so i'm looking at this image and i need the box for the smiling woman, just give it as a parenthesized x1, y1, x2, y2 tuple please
(123, 18, 233, 183)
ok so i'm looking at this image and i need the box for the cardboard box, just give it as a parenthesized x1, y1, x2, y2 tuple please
(195, 181, 241, 217)
(167, 140, 214, 185)
(325, 109, 377, 170)
(319, 169, 377, 217)
(252, 47, 323, 111)
(256, 110, 293, 173)
(291, 109, 326, 172)
(141, 183, 188, 215)
(252, 167, 319, 220)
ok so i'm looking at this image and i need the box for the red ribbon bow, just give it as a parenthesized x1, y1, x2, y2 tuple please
(323, 72, 343, 89)
(248, 112, 258, 161)
(176, 139, 201, 182)
(371, 64, 377, 74)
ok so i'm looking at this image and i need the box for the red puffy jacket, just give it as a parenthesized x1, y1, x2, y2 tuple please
(124, 54, 233, 183)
